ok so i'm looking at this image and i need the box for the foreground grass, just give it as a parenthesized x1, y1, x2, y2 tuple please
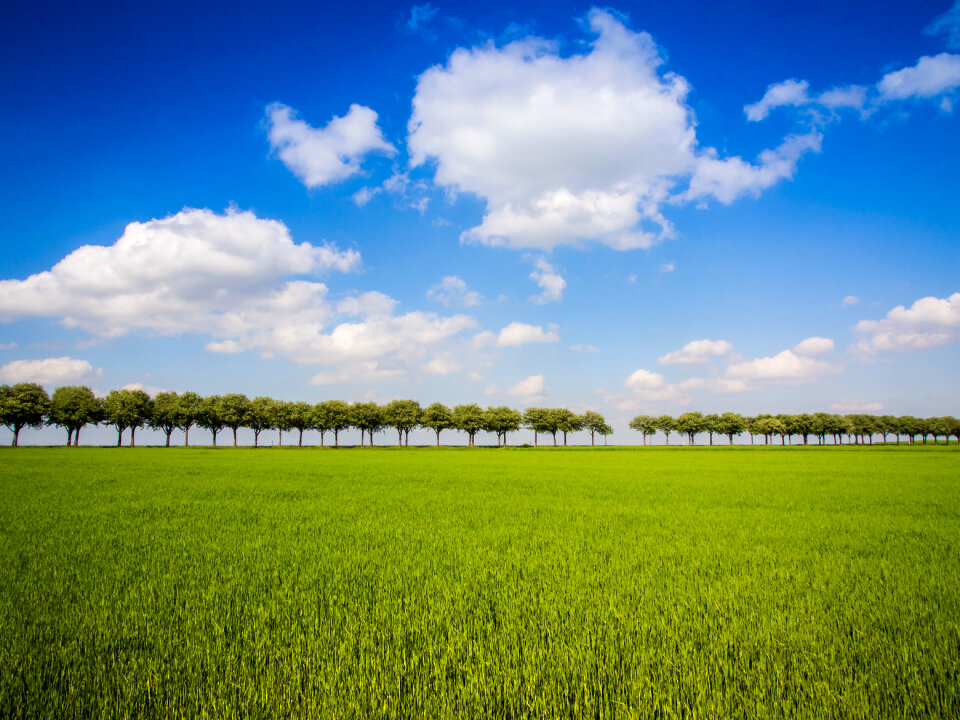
(0, 446, 958, 718)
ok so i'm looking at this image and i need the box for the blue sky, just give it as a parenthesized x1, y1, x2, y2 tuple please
(1, 0, 958, 444)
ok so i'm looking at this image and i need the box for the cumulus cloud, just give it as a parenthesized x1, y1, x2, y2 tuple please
(842, 295, 861, 307)
(853, 292, 960, 354)
(658, 338, 732, 365)
(792, 336, 835, 356)
(426, 275, 482, 307)
(745, 79, 812, 121)
(624, 368, 666, 391)
(266, 103, 395, 188)
(877, 53, 960, 102)
(725, 349, 842, 383)
(494, 322, 560, 347)
(529, 257, 566, 304)
(408, 9, 810, 251)
(506, 374, 547, 403)
(0, 357, 101, 385)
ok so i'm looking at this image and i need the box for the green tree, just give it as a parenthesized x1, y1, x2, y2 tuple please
(383, 399, 422, 447)
(676, 411, 705, 445)
(581, 411, 609, 447)
(793, 414, 814, 445)
(0, 382, 50, 446)
(150, 391, 181, 447)
(748, 414, 773, 444)
(246, 396, 276, 447)
(553, 408, 583, 446)
(656, 415, 675, 446)
(177, 391, 202, 446)
(350, 402, 383, 447)
(220, 393, 251, 447)
(522, 408, 552, 447)
(810, 412, 832, 445)
(703, 413, 719, 445)
(596, 421, 614, 445)
(484, 406, 522, 447)
(102, 388, 152, 447)
(314, 400, 351, 447)
(629, 415, 657, 446)
(928, 416, 952, 444)
(288, 401, 314, 447)
(420, 402, 453, 446)
(452, 403, 485, 446)
(196, 395, 225, 446)
(48, 385, 102, 446)
(271, 400, 297, 446)
(775, 414, 795, 445)
(713, 412, 746, 445)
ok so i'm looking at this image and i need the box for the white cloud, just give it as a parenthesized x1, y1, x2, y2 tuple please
(658, 338, 732, 365)
(926, 2, 960, 51)
(266, 102, 395, 188)
(408, 9, 807, 251)
(853, 292, 960, 354)
(818, 85, 868, 112)
(423, 353, 461, 376)
(426, 276, 482, 307)
(793, 336, 835, 356)
(404, 3, 440, 38)
(0, 357, 101, 386)
(570, 344, 599, 353)
(830, 400, 885, 413)
(528, 257, 566, 304)
(725, 349, 842, 383)
(484, 383, 500, 396)
(352, 187, 380, 206)
(877, 53, 960, 101)
(495, 322, 560, 347)
(506, 374, 547, 403)
(842, 295, 860, 307)
(745, 79, 811, 121)
(659, 262, 675, 273)
(676, 377, 748, 393)
(624, 368, 666, 391)
(121, 382, 168, 396)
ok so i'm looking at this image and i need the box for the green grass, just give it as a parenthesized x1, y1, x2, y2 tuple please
(0, 446, 958, 718)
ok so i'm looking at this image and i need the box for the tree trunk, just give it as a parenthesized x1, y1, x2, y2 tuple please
(552, 432, 557, 447)
(185, 427, 190, 447)
(534, 431, 538, 447)
(75, 427, 81, 446)
(591, 431, 595, 447)
(405, 429, 410, 447)
(130, 427, 136, 448)
(233, 427, 238, 447)
(254, 429, 260, 448)
(165, 430, 172, 447)
(397, 428, 403, 447)
(435, 430, 440, 447)
(279, 429, 283, 447)
(117, 428, 123, 447)
(212, 429, 217, 447)
(334, 429, 339, 447)
(729, 434, 734, 446)
(709, 433, 713, 446)
(563, 431, 567, 447)
(12, 426, 20, 447)
(66, 428, 73, 446)
(299, 429, 303, 447)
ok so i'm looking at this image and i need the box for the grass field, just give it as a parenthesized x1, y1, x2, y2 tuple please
(0, 446, 958, 718)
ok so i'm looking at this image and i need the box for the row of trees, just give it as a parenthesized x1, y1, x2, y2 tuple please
(630, 411, 960, 445)
(0, 383, 613, 448)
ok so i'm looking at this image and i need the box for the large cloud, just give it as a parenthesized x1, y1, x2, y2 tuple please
(725, 350, 841, 383)
(854, 292, 960, 354)
(0, 357, 101, 386)
(407, 9, 812, 251)
(266, 103, 395, 188)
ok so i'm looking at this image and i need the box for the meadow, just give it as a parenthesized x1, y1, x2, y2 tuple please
(0, 446, 957, 719)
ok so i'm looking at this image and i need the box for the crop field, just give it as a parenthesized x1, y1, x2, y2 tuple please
(0, 446, 958, 719)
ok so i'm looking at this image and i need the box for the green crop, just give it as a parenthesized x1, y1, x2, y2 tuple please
(0, 446, 957, 718)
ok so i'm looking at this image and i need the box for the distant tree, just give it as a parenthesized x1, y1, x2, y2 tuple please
(581, 411, 609, 447)
(898, 416, 919, 444)
(420, 402, 453, 446)
(288, 401, 313, 447)
(596, 421, 614, 445)
(713, 412, 746, 445)
(928, 416, 952, 445)
(219, 393, 251, 447)
(102, 389, 152, 447)
(452, 403, 485, 446)
(703, 413, 719, 446)
(314, 400, 351, 447)
(271, 400, 297, 446)
(150, 391, 181, 447)
(0, 382, 50, 447)
(629, 415, 657, 446)
(775, 414, 795, 445)
(523, 408, 552, 447)
(947, 416, 960, 445)
(350, 402, 383, 447)
(48, 385, 102, 446)
(553, 408, 583, 446)
(810, 412, 832, 445)
(793, 414, 814, 445)
(656, 415, 675, 446)
(917, 417, 932, 445)
(177, 391, 202, 446)
(675, 412, 705, 445)
(748, 415, 772, 444)
(877, 415, 898, 444)
(484, 406, 522, 447)
(383, 399, 422, 447)
(246, 396, 276, 447)
(830, 414, 848, 445)
(196, 395, 225, 446)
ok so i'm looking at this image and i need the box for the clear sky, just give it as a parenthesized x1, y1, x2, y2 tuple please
(1, 0, 958, 444)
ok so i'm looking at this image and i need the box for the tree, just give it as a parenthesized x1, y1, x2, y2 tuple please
(553, 408, 583, 446)
(314, 400, 351, 447)
(219, 393, 251, 447)
(749, 415, 773, 444)
(793, 414, 814, 445)
(452, 403, 485, 446)
(656, 415, 675, 446)
(928, 416, 952, 445)
(48, 386, 102, 446)
(703, 413, 719, 446)
(947, 416, 960, 445)
(810, 412, 833, 445)
(878, 415, 898, 444)
(523, 408, 552, 447)
(102, 389, 152, 447)
(246, 396, 276, 447)
(350, 402, 383, 447)
(581, 411, 609, 447)
(774, 414, 795, 445)
(289, 401, 313, 447)
(675, 412, 705, 445)
(0, 383, 50, 447)
(271, 400, 297, 446)
(150, 391, 181, 447)
(420, 402, 453, 446)
(713, 412, 746, 445)
(629, 415, 657, 446)
(596, 421, 614, 445)
(196, 395, 226, 446)
(177, 391, 202, 447)
(484, 406, 522, 447)
(383, 399, 421, 447)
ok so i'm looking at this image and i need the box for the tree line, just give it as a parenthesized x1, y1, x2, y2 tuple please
(0, 383, 612, 448)
(629, 411, 960, 445)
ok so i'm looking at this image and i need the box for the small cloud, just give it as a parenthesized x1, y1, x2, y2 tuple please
(403, 3, 440, 38)
(830, 400, 885, 413)
(495, 322, 560, 347)
(529, 256, 566, 304)
(842, 295, 860, 307)
(659, 262, 675, 273)
(121, 382, 168, 397)
(725, 349, 842, 384)
(352, 187, 380, 206)
(506, 374, 547, 403)
(793, 336, 835, 356)
(205, 340, 245, 354)
(0, 342, 17, 351)
(624, 368, 667, 391)
(571, 344, 599, 353)
(659, 339, 732, 365)
(426, 276, 482, 307)
(853, 292, 960, 355)
(925, 1, 960, 51)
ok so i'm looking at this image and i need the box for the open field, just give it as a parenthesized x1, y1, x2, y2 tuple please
(0, 446, 958, 718)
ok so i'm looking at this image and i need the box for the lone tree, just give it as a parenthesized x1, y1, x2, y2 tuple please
(629, 415, 658, 446)
(523, 408, 552, 447)
(177, 391, 202, 446)
(420, 402, 453, 446)
(48, 385, 102, 446)
(150, 391, 181, 446)
(581, 411, 609, 447)
(246, 396, 276, 447)
(313, 400, 351, 447)
(452, 403, 485, 446)
(383, 399, 421, 447)
(350, 402, 383, 447)
(0, 383, 50, 447)
(220, 393, 251, 447)
(656, 415, 675, 446)
(196, 395, 225, 446)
